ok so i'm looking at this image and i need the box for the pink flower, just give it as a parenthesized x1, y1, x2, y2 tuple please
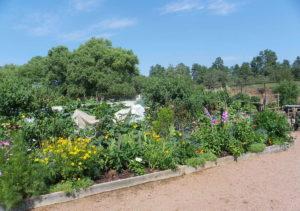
(0, 140, 10, 148)
(221, 111, 229, 123)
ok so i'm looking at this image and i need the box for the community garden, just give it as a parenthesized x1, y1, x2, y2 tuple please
(0, 38, 296, 209)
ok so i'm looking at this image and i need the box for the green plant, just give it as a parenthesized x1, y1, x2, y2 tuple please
(152, 107, 174, 137)
(35, 137, 104, 180)
(248, 143, 266, 153)
(227, 138, 244, 157)
(273, 80, 299, 106)
(144, 140, 178, 170)
(49, 178, 93, 194)
(0, 134, 48, 209)
(21, 112, 75, 144)
(231, 119, 256, 149)
(185, 152, 217, 168)
(253, 110, 290, 139)
(191, 125, 223, 156)
(104, 133, 143, 172)
(128, 159, 145, 175)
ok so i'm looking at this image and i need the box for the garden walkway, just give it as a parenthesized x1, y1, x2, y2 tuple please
(36, 132, 300, 211)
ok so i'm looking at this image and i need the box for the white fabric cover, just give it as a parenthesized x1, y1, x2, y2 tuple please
(72, 109, 99, 129)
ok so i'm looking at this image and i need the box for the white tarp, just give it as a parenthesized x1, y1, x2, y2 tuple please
(52, 106, 64, 112)
(72, 109, 99, 129)
(114, 95, 145, 122)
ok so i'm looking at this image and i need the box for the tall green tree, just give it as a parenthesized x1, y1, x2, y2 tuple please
(191, 63, 208, 84)
(250, 49, 278, 76)
(46, 46, 70, 91)
(149, 64, 165, 77)
(66, 38, 139, 98)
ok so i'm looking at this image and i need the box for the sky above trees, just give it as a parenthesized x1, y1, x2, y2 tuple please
(0, 0, 300, 75)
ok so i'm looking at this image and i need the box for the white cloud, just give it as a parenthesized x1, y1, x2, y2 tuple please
(70, 0, 102, 12)
(14, 13, 59, 36)
(100, 18, 137, 30)
(207, 0, 236, 15)
(161, 0, 204, 14)
(60, 30, 114, 42)
(59, 18, 136, 42)
(160, 0, 238, 15)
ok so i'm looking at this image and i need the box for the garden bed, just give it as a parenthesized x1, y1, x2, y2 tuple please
(13, 141, 292, 210)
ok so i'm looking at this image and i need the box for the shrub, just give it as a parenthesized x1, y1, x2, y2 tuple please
(152, 107, 174, 137)
(227, 138, 244, 157)
(0, 77, 34, 116)
(0, 134, 48, 209)
(35, 138, 104, 180)
(185, 152, 217, 168)
(248, 143, 266, 153)
(128, 159, 145, 175)
(144, 140, 178, 170)
(104, 133, 143, 172)
(253, 110, 290, 139)
(191, 125, 223, 156)
(49, 178, 93, 194)
(273, 80, 299, 105)
(21, 112, 75, 144)
(231, 119, 256, 149)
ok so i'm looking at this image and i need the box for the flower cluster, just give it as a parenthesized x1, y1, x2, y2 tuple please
(35, 137, 101, 179)
(0, 140, 10, 148)
(144, 131, 161, 141)
(221, 111, 229, 123)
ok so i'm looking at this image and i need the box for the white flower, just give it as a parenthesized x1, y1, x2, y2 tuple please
(0, 171, 2, 177)
(135, 157, 142, 162)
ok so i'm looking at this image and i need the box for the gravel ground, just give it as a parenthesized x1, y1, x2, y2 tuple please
(36, 132, 300, 211)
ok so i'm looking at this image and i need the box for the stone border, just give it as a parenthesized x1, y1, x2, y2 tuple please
(1, 142, 293, 210)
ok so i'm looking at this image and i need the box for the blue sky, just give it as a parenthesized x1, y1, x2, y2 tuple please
(0, 0, 300, 75)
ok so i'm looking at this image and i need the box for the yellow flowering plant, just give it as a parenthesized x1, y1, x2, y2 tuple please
(34, 137, 104, 180)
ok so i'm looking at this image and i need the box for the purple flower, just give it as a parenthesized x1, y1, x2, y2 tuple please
(221, 111, 229, 123)
(211, 117, 217, 125)
(0, 140, 10, 148)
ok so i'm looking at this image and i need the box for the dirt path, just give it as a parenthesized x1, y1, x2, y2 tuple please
(36, 132, 300, 211)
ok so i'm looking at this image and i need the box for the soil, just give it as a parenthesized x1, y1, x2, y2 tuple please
(35, 132, 300, 211)
(96, 169, 158, 184)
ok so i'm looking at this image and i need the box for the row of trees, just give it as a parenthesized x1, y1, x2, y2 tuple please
(149, 49, 300, 89)
(1, 40, 299, 101)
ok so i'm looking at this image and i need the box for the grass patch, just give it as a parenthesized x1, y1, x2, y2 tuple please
(248, 143, 266, 153)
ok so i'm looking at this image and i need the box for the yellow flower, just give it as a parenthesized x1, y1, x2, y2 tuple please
(132, 123, 138, 129)
(71, 162, 75, 166)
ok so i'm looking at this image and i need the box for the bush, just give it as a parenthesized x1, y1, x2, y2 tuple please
(35, 138, 104, 180)
(227, 138, 244, 157)
(231, 119, 256, 149)
(248, 143, 266, 153)
(104, 133, 143, 172)
(152, 107, 174, 137)
(253, 110, 290, 139)
(144, 140, 178, 170)
(21, 112, 75, 144)
(191, 125, 224, 156)
(185, 152, 217, 168)
(49, 178, 93, 194)
(273, 80, 299, 105)
(0, 134, 48, 209)
(0, 77, 34, 116)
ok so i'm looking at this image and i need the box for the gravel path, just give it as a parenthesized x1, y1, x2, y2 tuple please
(36, 132, 300, 211)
